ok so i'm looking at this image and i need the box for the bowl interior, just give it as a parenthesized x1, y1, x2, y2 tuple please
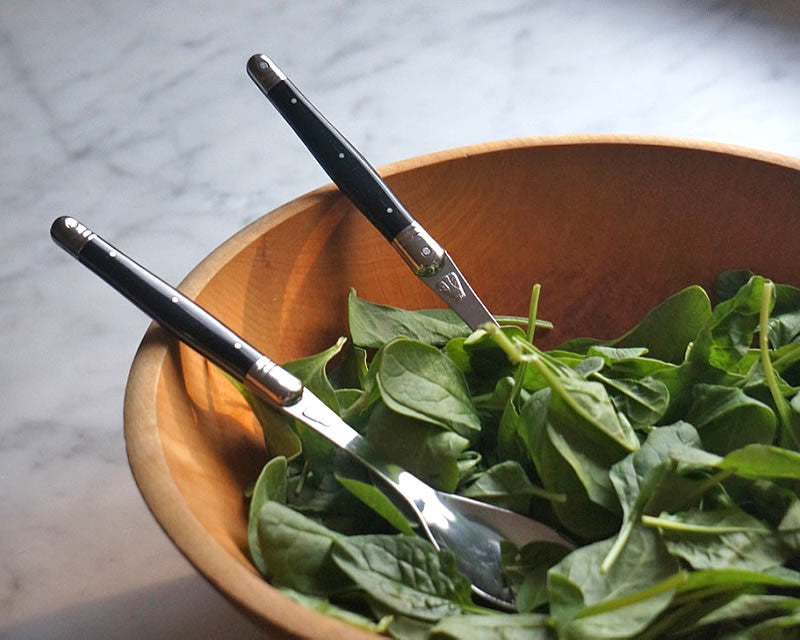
(124, 137, 800, 638)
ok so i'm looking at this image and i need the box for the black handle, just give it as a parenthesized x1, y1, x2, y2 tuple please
(50, 216, 304, 406)
(50, 216, 262, 379)
(247, 54, 415, 241)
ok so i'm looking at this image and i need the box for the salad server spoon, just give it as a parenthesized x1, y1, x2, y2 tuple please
(50, 215, 570, 610)
(247, 54, 497, 332)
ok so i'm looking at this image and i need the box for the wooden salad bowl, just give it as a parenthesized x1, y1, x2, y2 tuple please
(124, 136, 800, 638)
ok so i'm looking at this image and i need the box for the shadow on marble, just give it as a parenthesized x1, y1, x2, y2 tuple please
(2, 573, 273, 640)
(757, 0, 800, 22)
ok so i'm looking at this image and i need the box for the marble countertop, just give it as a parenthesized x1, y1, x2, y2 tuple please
(2, 1, 800, 637)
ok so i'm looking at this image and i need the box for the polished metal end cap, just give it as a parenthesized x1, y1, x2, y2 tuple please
(247, 54, 286, 93)
(50, 216, 96, 256)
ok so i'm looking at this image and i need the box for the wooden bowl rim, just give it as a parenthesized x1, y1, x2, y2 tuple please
(123, 134, 800, 637)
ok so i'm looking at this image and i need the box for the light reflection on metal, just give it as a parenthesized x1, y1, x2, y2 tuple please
(396, 470, 455, 532)
(245, 356, 304, 406)
(392, 222, 445, 276)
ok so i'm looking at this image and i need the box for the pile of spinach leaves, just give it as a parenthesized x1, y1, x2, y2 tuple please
(235, 270, 800, 639)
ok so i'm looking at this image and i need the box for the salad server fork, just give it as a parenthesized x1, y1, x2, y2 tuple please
(247, 54, 497, 331)
(50, 215, 570, 610)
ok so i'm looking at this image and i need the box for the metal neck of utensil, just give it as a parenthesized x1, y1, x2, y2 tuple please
(244, 356, 304, 406)
(391, 222, 446, 276)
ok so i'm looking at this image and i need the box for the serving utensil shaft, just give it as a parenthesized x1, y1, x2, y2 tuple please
(247, 54, 498, 330)
(49, 216, 303, 407)
(51, 215, 570, 610)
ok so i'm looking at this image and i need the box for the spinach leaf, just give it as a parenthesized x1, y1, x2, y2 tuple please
(520, 350, 593, 392)
(778, 499, 800, 554)
(456, 450, 482, 479)
(548, 525, 680, 638)
(757, 283, 800, 451)
(459, 460, 564, 513)
(333, 387, 362, 414)
(721, 475, 800, 534)
(471, 375, 516, 417)
(691, 275, 770, 372)
(457, 327, 527, 394)
(335, 473, 416, 536)
(604, 422, 715, 572)
(719, 443, 800, 479)
(376, 337, 482, 440)
(283, 336, 349, 467)
(327, 342, 369, 390)
(714, 269, 756, 303)
(726, 612, 800, 638)
(649, 360, 701, 423)
(644, 506, 790, 571)
(285, 464, 356, 519)
(332, 534, 474, 622)
(283, 336, 347, 411)
(495, 382, 527, 464)
(536, 361, 640, 456)
(286, 460, 410, 536)
(636, 592, 742, 640)
(521, 360, 639, 514)
(347, 289, 552, 350)
(770, 282, 800, 348)
(560, 285, 711, 364)
(518, 388, 619, 538)
(254, 500, 352, 596)
(586, 346, 650, 362)
(686, 594, 800, 637)
(429, 613, 555, 639)
(594, 373, 670, 428)
(348, 288, 472, 348)
(338, 339, 388, 425)
(371, 608, 436, 640)
(540, 450, 619, 541)
(278, 587, 393, 633)
(596, 353, 677, 380)
(591, 352, 693, 425)
(546, 422, 621, 513)
(613, 285, 712, 363)
(445, 336, 471, 376)
(679, 566, 800, 591)
(501, 541, 571, 613)
(646, 570, 800, 638)
(735, 345, 800, 401)
(248, 456, 288, 575)
(573, 355, 605, 378)
(687, 383, 777, 455)
(365, 402, 470, 492)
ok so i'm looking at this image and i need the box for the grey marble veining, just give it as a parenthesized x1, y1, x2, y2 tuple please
(2, 0, 800, 637)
